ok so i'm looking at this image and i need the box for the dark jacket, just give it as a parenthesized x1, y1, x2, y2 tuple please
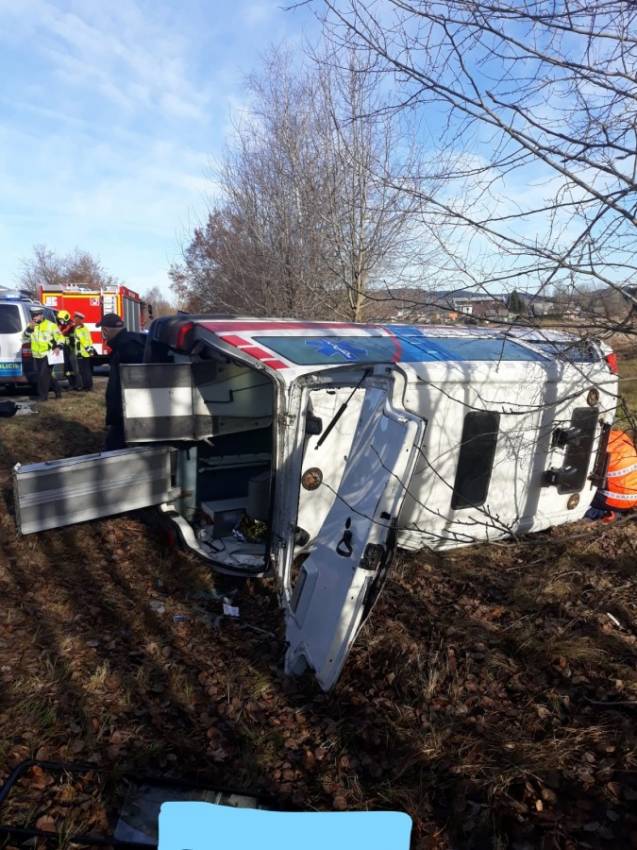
(105, 329, 145, 426)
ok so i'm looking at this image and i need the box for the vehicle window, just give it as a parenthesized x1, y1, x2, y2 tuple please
(252, 334, 546, 365)
(0, 305, 22, 333)
(451, 411, 500, 510)
(528, 340, 598, 362)
(44, 308, 57, 323)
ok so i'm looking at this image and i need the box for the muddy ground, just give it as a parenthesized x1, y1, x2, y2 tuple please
(0, 370, 636, 849)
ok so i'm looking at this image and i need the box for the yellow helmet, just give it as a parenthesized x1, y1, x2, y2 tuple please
(57, 310, 71, 322)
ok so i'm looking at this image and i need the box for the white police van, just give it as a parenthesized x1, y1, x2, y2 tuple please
(13, 316, 619, 689)
(0, 290, 61, 389)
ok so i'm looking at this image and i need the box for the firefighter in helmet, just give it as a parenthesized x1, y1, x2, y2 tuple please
(23, 307, 65, 401)
(72, 312, 95, 391)
(56, 309, 80, 390)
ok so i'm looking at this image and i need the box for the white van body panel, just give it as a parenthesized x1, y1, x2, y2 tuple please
(0, 306, 24, 381)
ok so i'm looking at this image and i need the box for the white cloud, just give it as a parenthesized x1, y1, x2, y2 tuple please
(242, 0, 276, 26)
(1, 0, 211, 121)
(0, 0, 320, 297)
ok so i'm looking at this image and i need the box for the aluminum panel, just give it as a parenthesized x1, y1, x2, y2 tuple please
(14, 446, 178, 534)
(121, 363, 209, 442)
(120, 361, 273, 442)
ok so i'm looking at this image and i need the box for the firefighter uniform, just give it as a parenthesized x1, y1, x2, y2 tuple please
(596, 430, 637, 511)
(24, 312, 65, 401)
(57, 309, 80, 390)
(72, 315, 94, 391)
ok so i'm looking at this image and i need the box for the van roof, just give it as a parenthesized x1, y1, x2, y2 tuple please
(0, 290, 39, 303)
(154, 315, 571, 376)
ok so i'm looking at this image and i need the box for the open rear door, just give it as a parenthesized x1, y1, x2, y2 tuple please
(285, 382, 423, 691)
(121, 363, 213, 442)
(121, 361, 273, 442)
(14, 446, 178, 534)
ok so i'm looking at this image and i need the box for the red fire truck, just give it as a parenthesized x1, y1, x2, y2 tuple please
(38, 284, 150, 360)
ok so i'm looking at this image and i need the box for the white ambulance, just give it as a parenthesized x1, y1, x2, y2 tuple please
(13, 317, 618, 689)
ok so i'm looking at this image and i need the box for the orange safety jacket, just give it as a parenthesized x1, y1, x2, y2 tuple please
(598, 430, 637, 510)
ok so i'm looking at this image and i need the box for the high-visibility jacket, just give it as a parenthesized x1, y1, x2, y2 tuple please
(598, 430, 637, 510)
(24, 319, 64, 359)
(73, 325, 93, 358)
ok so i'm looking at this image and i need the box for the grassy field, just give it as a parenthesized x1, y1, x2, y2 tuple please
(618, 349, 637, 425)
(0, 370, 636, 849)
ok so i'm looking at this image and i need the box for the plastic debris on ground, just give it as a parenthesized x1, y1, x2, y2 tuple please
(114, 781, 261, 845)
(222, 599, 240, 618)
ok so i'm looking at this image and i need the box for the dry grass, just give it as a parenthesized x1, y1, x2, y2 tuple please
(617, 349, 637, 427)
(0, 381, 637, 848)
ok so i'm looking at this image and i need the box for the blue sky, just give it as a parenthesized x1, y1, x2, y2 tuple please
(0, 0, 317, 297)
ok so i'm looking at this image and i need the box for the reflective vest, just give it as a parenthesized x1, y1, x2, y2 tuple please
(24, 319, 64, 359)
(73, 325, 93, 358)
(598, 430, 637, 510)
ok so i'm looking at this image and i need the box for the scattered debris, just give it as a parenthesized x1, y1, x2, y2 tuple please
(222, 600, 240, 618)
(15, 402, 36, 417)
(190, 588, 230, 603)
(0, 401, 36, 418)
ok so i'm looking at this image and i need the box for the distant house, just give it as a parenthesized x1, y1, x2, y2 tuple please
(368, 287, 508, 323)
(523, 294, 562, 317)
(580, 284, 637, 321)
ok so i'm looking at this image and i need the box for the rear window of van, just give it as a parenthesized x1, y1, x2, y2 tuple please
(252, 334, 546, 365)
(0, 305, 22, 334)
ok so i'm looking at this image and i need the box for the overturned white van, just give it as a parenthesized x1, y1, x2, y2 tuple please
(13, 317, 619, 689)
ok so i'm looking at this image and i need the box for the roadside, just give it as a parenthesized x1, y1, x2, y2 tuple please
(0, 357, 636, 848)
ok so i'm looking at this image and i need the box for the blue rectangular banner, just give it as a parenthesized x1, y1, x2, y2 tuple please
(159, 802, 412, 850)
(0, 361, 22, 377)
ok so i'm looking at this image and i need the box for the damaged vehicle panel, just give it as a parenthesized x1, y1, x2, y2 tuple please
(12, 317, 619, 689)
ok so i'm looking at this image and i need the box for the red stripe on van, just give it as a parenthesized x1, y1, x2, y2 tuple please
(201, 320, 370, 333)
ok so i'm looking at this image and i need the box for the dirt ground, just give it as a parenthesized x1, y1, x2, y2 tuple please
(1, 365, 637, 849)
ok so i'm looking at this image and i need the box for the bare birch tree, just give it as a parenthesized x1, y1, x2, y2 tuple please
(312, 47, 427, 320)
(172, 50, 339, 317)
(171, 47, 431, 319)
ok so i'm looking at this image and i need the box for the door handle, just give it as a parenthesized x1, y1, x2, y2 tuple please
(336, 518, 353, 557)
(336, 529, 353, 557)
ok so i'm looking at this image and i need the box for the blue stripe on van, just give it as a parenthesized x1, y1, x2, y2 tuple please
(253, 331, 547, 366)
(384, 326, 547, 362)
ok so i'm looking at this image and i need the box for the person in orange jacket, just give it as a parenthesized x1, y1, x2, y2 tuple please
(588, 429, 637, 521)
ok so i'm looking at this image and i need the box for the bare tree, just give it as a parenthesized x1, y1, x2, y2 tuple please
(172, 47, 432, 319)
(317, 0, 637, 335)
(19, 245, 66, 295)
(142, 286, 175, 318)
(20, 245, 118, 296)
(63, 249, 117, 289)
(172, 50, 341, 318)
(311, 47, 427, 320)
